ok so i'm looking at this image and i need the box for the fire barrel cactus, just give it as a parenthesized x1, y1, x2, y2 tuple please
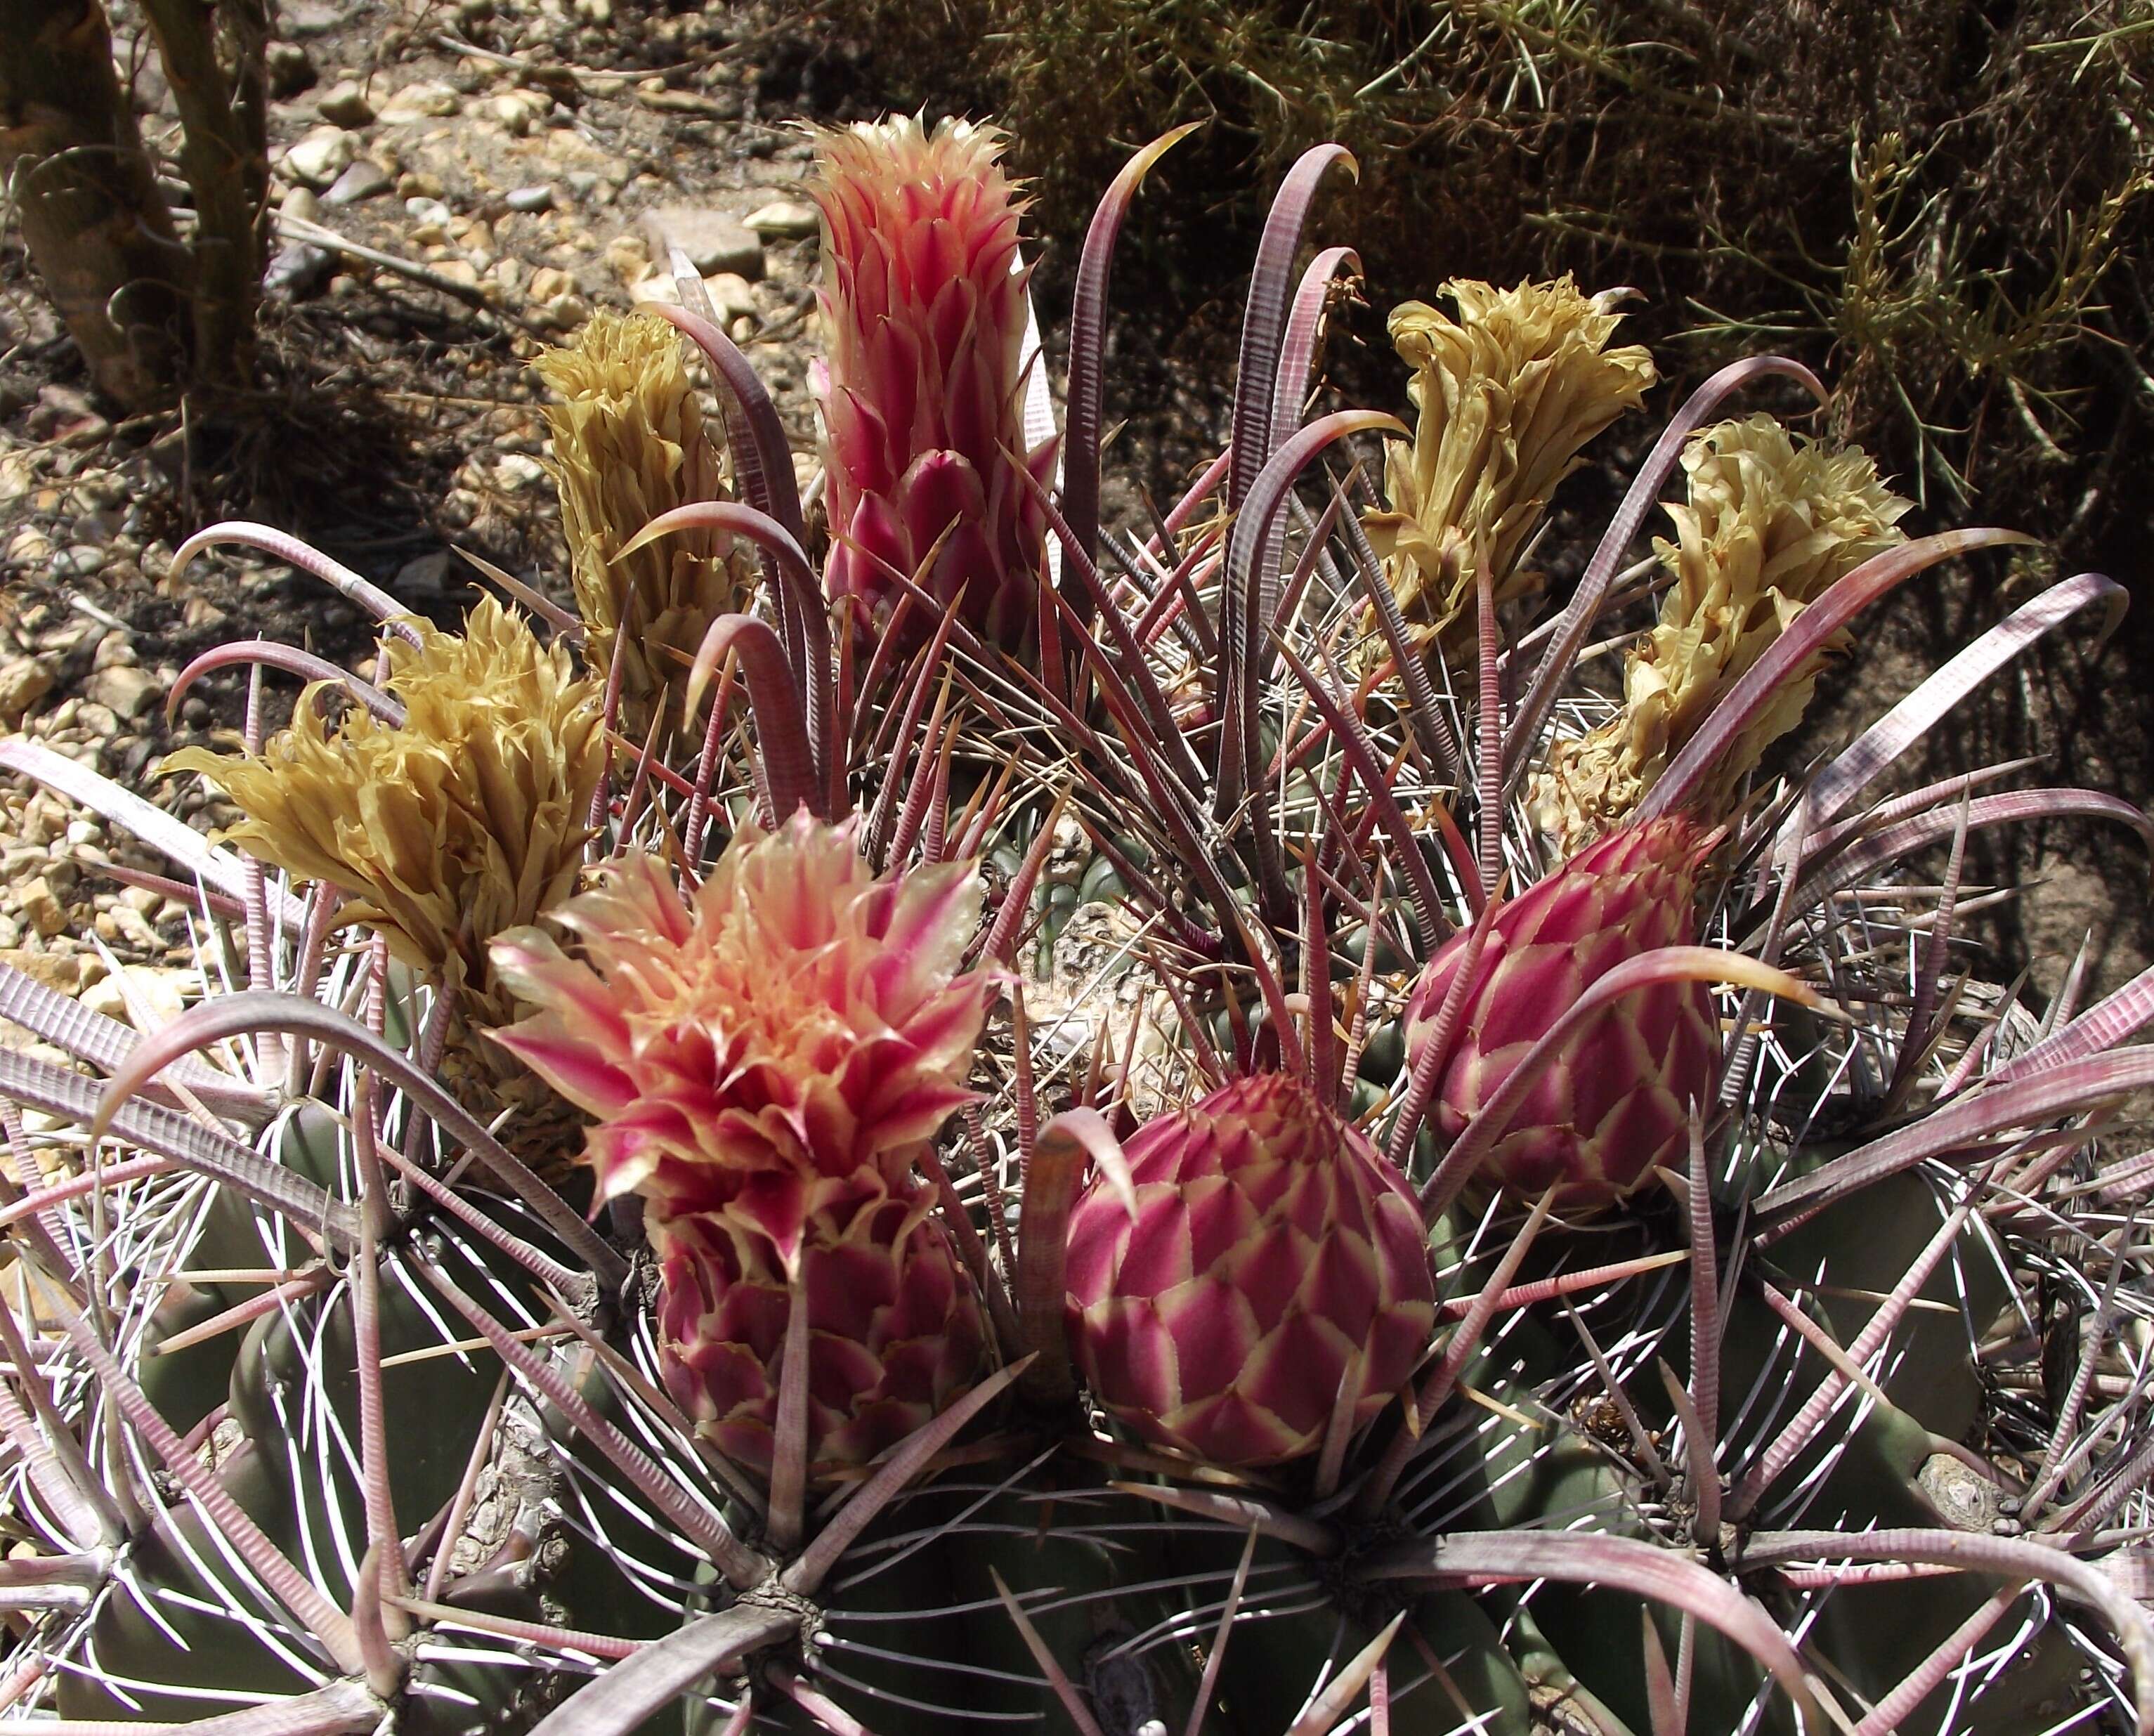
(3, 105, 2154, 1736)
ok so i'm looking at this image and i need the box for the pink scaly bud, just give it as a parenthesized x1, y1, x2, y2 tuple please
(812, 115, 1055, 649)
(1064, 1072, 1435, 1469)
(1405, 816, 1721, 1203)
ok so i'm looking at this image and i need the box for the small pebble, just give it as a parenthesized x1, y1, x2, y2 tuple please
(315, 81, 375, 128)
(325, 157, 393, 205)
(504, 184, 554, 213)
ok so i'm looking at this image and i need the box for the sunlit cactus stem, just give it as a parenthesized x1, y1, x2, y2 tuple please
(811, 114, 1056, 649)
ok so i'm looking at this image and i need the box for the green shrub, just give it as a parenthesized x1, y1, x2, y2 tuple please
(801, 0, 2153, 529)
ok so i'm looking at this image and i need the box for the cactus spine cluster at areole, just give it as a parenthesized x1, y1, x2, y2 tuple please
(4, 110, 2154, 1736)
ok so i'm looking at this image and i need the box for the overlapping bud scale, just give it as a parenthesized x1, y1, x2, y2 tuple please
(1406, 818, 1720, 1202)
(1065, 1073, 1435, 1469)
(811, 115, 1055, 648)
(491, 816, 995, 1475)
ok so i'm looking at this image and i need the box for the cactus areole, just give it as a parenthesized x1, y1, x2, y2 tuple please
(1405, 816, 1721, 1202)
(1064, 1072, 1436, 1468)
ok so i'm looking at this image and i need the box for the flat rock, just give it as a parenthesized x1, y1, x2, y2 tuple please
(537, 293, 590, 332)
(266, 239, 335, 294)
(282, 126, 355, 189)
(280, 1, 339, 36)
(627, 271, 750, 322)
(493, 453, 547, 492)
(638, 206, 763, 280)
(15, 877, 65, 940)
(325, 156, 393, 204)
(84, 664, 160, 721)
(266, 41, 316, 98)
(490, 91, 549, 134)
(396, 549, 459, 598)
(0, 948, 81, 993)
(81, 964, 193, 1028)
(377, 80, 460, 124)
(704, 271, 757, 324)
(504, 183, 554, 213)
(743, 200, 819, 240)
(0, 656, 53, 726)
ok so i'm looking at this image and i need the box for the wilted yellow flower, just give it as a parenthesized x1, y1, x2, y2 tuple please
(535, 311, 753, 740)
(167, 597, 603, 1026)
(1534, 415, 1912, 851)
(1365, 277, 1656, 663)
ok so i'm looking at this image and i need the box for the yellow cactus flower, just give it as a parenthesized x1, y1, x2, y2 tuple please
(1365, 277, 1657, 663)
(167, 596, 603, 1027)
(1534, 415, 1912, 851)
(535, 310, 752, 740)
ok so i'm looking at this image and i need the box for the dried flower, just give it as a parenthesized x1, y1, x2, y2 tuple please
(535, 309, 753, 740)
(1534, 415, 1912, 850)
(167, 597, 602, 1026)
(812, 114, 1055, 648)
(1365, 278, 1656, 660)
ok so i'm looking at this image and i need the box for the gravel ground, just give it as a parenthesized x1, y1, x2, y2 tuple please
(0, 0, 866, 1018)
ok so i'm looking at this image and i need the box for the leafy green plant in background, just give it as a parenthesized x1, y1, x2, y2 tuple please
(805, 0, 2152, 536)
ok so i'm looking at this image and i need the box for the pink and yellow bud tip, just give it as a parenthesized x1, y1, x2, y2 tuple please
(488, 815, 998, 1475)
(811, 114, 1056, 649)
